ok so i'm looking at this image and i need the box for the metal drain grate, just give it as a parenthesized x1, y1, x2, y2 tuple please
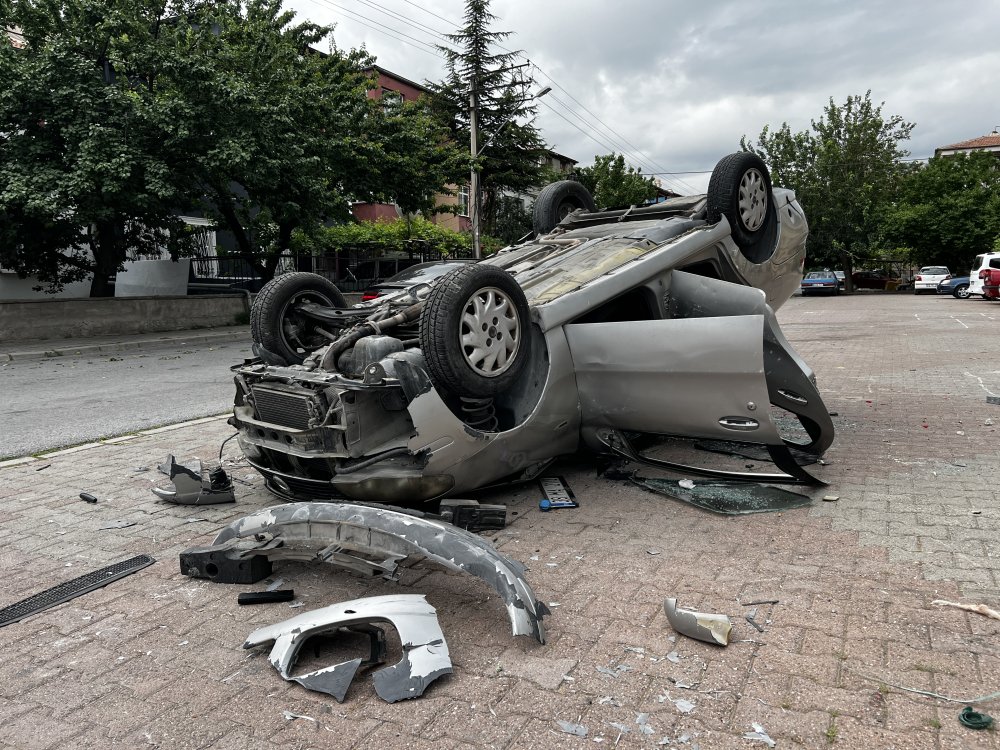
(0, 554, 155, 628)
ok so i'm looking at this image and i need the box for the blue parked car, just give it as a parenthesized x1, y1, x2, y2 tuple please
(801, 270, 840, 295)
(937, 275, 971, 298)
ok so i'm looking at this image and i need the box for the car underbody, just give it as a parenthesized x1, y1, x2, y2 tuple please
(230, 154, 835, 503)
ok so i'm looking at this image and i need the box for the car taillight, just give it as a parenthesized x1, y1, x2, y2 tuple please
(915, 275, 922, 281)
(361, 292, 381, 301)
(944, 275, 952, 280)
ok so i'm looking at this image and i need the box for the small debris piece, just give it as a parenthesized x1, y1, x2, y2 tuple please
(931, 599, 1000, 621)
(282, 711, 316, 722)
(678, 479, 696, 490)
(607, 722, 631, 734)
(597, 696, 617, 705)
(80, 492, 98, 504)
(265, 578, 286, 592)
(647, 548, 661, 556)
(743, 722, 776, 747)
(742, 599, 779, 606)
(957, 431, 966, 436)
(288, 601, 305, 609)
(959, 706, 994, 730)
(623, 646, 645, 654)
(238, 590, 295, 605)
(658, 693, 695, 714)
(597, 664, 633, 678)
(985, 419, 994, 426)
(636, 713, 654, 736)
(664, 598, 732, 646)
(556, 720, 588, 737)
(538, 476, 578, 510)
(35, 464, 51, 472)
(822, 495, 839, 502)
(666, 651, 682, 664)
(745, 607, 765, 633)
(98, 519, 137, 530)
(987, 395, 1000, 405)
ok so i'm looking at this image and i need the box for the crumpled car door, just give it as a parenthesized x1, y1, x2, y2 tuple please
(564, 270, 833, 453)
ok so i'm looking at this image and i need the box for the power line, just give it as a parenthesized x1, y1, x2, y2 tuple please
(306, 0, 451, 58)
(352, 0, 454, 45)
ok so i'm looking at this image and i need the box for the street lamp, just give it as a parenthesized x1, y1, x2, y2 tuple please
(470, 86, 552, 259)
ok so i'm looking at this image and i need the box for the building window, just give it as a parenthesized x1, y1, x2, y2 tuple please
(381, 89, 403, 110)
(458, 184, 470, 217)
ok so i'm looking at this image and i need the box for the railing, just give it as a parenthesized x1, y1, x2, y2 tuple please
(186, 242, 473, 295)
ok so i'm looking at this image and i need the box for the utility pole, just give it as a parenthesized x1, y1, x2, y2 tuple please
(469, 87, 481, 259)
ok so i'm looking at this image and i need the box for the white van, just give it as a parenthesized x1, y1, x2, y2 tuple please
(969, 252, 1000, 297)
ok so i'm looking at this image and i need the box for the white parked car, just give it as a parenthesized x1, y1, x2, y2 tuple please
(969, 253, 1000, 298)
(913, 266, 951, 294)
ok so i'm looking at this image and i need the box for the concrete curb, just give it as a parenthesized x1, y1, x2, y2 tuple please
(1, 327, 249, 363)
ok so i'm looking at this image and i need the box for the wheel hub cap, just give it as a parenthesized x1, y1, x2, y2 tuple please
(738, 168, 767, 231)
(460, 287, 520, 377)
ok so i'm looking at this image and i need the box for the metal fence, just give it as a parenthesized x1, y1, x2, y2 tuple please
(312, 241, 472, 293)
(185, 241, 473, 295)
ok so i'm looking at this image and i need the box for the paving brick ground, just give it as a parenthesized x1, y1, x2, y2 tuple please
(1, 291, 999, 749)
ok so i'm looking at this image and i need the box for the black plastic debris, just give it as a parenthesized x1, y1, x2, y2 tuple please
(631, 476, 813, 515)
(237, 590, 296, 605)
(80, 492, 98, 504)
(695, 439, 818, 466)
(0, 554, 155, 628)
(438, 499, 506, 531)
(959, 706, 993, 730)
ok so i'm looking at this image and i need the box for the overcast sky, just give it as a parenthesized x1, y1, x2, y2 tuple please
(285, 0, 1000, 194)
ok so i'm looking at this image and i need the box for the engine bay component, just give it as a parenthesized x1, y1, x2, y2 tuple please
(244, 594, 450, 703)
(663, 597, 732, 646)
(152, 454, 235, 505)
(179, 502, 548, 643)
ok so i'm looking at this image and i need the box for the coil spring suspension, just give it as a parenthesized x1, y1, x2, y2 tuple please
(460, 396, 498, 432)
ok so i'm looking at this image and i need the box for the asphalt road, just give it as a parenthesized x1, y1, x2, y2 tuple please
(0, 338, 252, 459)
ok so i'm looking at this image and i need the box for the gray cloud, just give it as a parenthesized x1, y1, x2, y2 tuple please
(289, 0, 1000, 193)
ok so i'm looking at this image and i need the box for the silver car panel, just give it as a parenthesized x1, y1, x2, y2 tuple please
(245, 594, 451, 703)
(210, 502, 549, 643)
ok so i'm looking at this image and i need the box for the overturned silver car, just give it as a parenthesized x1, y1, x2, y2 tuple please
(231, 153, 834, 502)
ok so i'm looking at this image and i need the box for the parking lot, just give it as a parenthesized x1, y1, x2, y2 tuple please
(0, 291, 998, 749)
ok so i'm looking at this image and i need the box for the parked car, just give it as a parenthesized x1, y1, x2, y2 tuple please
(937, 275, 971, 298)
(913, 266, 951, 294)
(833, 270, 845, 290)
(852, 270, 900, 290)
(800, 270, 840, 295)
(969, 253, 1000, 297)
(980, 268, 1000, 300)
(234, 153, 834, 504)
(361, 260, 475, 301)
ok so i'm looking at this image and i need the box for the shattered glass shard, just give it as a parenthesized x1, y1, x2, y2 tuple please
(631, 476, 812, 515)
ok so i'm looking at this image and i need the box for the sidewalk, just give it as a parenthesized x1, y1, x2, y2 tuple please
(0, 324, 251, 363)
(0, 294, 998, 749)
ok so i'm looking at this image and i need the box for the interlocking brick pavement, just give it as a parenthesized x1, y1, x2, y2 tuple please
(1, 292, 999, 748)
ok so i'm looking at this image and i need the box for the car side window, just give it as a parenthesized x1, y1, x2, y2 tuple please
(990, 259, 1000, 269)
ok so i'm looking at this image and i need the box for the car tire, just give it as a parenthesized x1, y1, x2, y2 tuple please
(707, 152, 778, 264)
(532, 180, 597, 235)
(954, 284, 971, 299)
(251, 272, 346, 366)
(419, 264, 530, 398)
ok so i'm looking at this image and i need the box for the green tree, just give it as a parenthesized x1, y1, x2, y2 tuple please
(742, 92, 914, 287)
(0, 0, 200, 296)
(882, 151, 1000, 270)
(164, 0, 383, 282)
(425, 0, 548, 236)
(575, 152, 658, 209)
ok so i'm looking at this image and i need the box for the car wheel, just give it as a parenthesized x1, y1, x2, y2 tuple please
(251, 272, 346, 365)
(707, 152, 778, 264)
(954, 284, 971, 299)
(532, 180, 597, 235)
(419, 264, 531, 398)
